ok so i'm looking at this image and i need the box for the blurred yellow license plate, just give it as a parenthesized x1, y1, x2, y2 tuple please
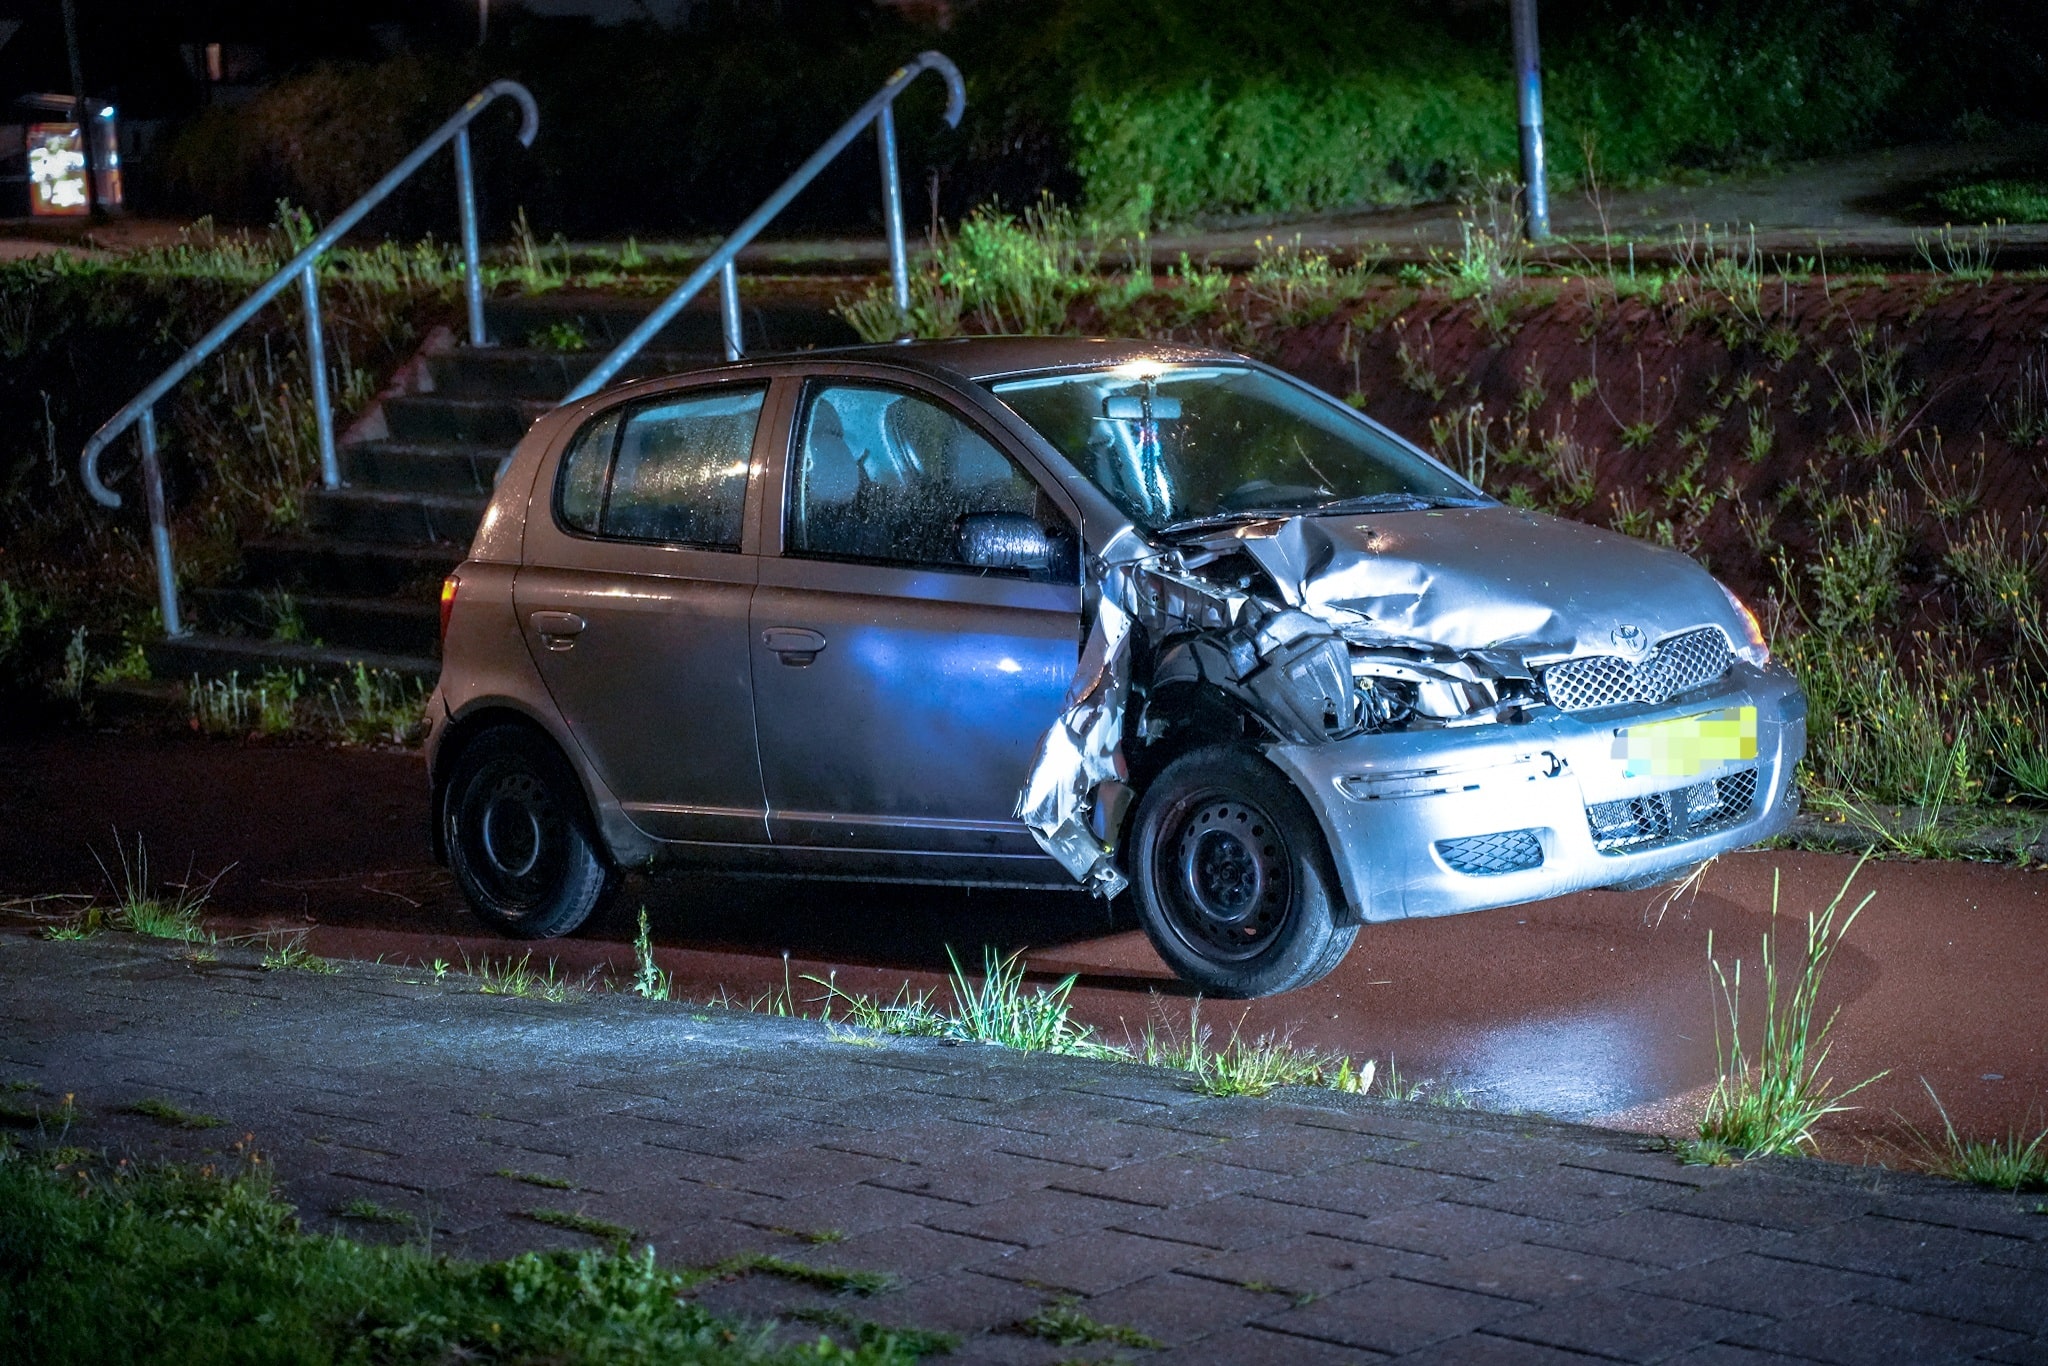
(1612, 707, 1757, 779)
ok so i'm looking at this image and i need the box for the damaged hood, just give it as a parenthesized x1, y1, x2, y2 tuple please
(1222, 505, 1741, 662)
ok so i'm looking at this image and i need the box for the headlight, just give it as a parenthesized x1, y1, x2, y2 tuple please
(1717, 581, 1770, 667)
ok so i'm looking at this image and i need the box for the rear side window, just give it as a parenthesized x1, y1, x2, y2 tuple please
(555, 386, 765, 548)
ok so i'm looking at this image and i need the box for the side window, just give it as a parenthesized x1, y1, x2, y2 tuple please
(554, 386, 765, 548)
(789, 383, 1076, 581)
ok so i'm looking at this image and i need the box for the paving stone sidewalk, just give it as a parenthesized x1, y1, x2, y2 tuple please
(4, 933, 2044, 1364)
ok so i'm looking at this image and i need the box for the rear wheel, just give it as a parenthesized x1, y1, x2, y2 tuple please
(443, 726, 615, 939)
(1128, 746, 1355, 998)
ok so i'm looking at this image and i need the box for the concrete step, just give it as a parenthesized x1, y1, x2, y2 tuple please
(241, 536, 462, 598)
(305, 488, 486, 546)
(483, 290, 860, 357)
(188, 588, 440, 659)
(422, 347, 723, 400)
(381, 394, 552, 445)
(145, 633, 439, 684)
(342, 439, 509, 495)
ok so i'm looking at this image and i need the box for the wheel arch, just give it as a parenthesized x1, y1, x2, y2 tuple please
(430, 699, 647, 869)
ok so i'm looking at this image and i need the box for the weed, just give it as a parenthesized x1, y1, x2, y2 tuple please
(1393, 318, 1451, 400)
(630, 906, 671, 1001)
(325, 663, 428, 745)
(1916, 1081, 2048, 1191)
(786, 1307, 957, 1359)
(942, 947, 1098, 1054)
(261, 931, 339, 975)
(1431, 176, 1525, 296)
(527, 320, 589, 352)
(1943, 511, 2045, 630)
(1428, 403, 1493, 489)
(261, 588, 312, 645)
(336, 1198, 414, 1226)
(1138, 1002, 1372, 1098)
(1245, 235, 1376, 323)
(1697, 859, 1884, 1158)
(496, 1168, 576, 1191)
(523, 1207, 633, 1243)
(1568, 374, 1598, 405)
(1014, 1298, 1161, 1350)
(89, 831, 219, 942)
(1914, 224, 1998, 281)
(1903, 431, 1986, 522)
(127, 1097, 224, 1130)
(1159, 250, 1226, 321)
(1822, 323, 1924, 458)
(467, 953, 584, 1002)
(712, 1253, 898, 1297)
(1997, 350, 2048, 447)
(1538, 419, 1599, 507)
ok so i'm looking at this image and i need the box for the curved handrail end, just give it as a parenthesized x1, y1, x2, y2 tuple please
(911, 51, 967, 129)
(80, 431, 123, 509)
(481, 79, 542, 148)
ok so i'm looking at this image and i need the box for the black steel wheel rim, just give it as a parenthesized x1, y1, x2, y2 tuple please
(1155, 788, 1293, 963)
(457, 759, 569, 914)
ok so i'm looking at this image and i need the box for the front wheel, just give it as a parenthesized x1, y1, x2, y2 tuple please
(1127, 747, 1356, 998)
(443, 725, 616, 939)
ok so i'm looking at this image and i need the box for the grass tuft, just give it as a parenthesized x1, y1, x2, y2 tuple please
(126, 1097, 224, 1130)
(1917, 1082, 2048, 1192)
(1697, 857, 1884, 1159)
(495, 1168, 575, 1191)
(1013, 1298, 1162, 1349)
(713, 1253, 899, 1297)
(522, 1207, 634, 1243)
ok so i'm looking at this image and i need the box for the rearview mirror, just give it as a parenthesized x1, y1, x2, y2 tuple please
(1103, 394, 1182, 421)
(958, 511, 1054, 573)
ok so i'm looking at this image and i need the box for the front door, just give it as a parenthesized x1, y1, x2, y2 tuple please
(514, 381, 771, 845)
(750, 380, 1083, 878)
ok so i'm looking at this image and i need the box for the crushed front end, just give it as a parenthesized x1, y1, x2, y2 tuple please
(1015, 506, 1805, 921)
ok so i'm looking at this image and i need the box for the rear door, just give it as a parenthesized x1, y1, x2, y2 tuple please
(749, 376, 1083, 880)
(514, 378, 777, 845)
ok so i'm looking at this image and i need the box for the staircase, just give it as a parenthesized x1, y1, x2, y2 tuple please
(147, 292, 857, 684)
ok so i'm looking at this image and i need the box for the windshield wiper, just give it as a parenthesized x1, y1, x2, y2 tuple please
(1311, 492, 1486, 514)
(1156, 507, 1307, 534)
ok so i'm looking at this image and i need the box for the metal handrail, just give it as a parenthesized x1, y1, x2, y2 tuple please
(561, 51, 964, 404)
(79, 80, 540, 637)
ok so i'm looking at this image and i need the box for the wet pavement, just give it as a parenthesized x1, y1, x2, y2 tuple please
(3, 730, 2044, 1161)
(7, 930, 2048, 1363)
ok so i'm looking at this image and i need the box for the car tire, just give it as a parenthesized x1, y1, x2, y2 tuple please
(443, 725, 615, 939)
(1128, 746, 1356, 998)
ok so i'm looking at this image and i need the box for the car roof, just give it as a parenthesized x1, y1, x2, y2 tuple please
(746, 336, 1245, 384)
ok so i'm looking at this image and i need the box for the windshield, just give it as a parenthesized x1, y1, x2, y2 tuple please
(988, 363, 1482, 530)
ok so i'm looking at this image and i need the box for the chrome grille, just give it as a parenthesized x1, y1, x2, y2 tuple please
(1436, 829, 1544, 876)
(1542, 628, 1735, 713)
(1588, 766, 1759, 854)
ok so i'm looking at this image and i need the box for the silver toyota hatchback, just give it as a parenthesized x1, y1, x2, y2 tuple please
(428, 338, 1805, 997)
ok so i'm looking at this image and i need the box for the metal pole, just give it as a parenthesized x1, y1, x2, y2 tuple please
(59, 0, 101, 220)
(454, 126, 489, 346)
(719, 261, 744, 361)
(135, 410, 181, 636)
(877, 102, 911, 317)
(1511, 0, 1549, 241)
(300, 266, 340, 489)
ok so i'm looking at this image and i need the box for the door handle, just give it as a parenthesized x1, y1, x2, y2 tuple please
(762, 626, 827, 666)
(530, 611, 586, 651)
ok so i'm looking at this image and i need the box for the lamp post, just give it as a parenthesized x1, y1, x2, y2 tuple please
(1511, 0, 1548, 241)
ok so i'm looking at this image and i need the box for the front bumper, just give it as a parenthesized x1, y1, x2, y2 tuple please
(1265, 661, 1806, 923)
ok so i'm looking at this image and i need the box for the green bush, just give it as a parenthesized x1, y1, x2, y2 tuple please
(1060, 0, 1909, 224)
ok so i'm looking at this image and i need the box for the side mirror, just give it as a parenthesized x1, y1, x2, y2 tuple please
(958, 511, 1055, 573)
